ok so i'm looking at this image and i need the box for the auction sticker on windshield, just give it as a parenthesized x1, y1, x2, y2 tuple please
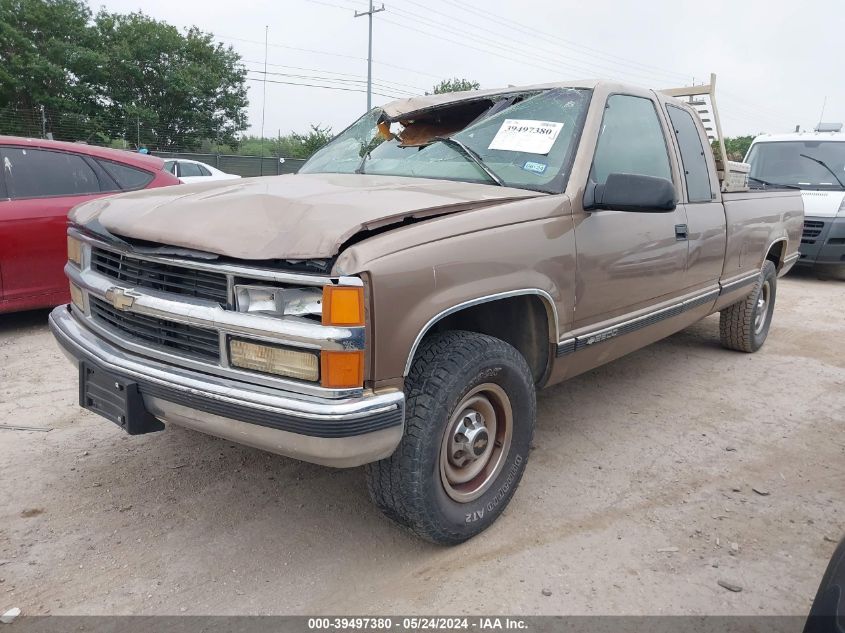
(488, 119, 564, 155)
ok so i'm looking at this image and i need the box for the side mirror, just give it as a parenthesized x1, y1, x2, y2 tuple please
(584, 173, 677, 212)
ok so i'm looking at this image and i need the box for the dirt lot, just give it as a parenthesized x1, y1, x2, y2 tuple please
(0, 269, 843, 617)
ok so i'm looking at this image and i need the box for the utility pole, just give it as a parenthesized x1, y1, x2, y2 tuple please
(260, 25, 269, 174)
(354, 0, 385, 112)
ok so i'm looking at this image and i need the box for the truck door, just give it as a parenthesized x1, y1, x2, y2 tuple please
(664, 103, 726, 291)
(572, 93, 690, 329)
(0, 147, 103, 304)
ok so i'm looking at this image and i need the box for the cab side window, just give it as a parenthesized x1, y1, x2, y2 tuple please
(666, 105, 713, 202)
(591, 95, 672, 185)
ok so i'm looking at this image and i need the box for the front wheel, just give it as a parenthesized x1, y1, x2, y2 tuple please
(719, 260, 778, 352)
(366, 331, 536, 545)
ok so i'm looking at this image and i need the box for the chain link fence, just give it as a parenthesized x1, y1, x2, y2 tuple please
(0, 106, 308, 177)
(155, 152, 305, 177)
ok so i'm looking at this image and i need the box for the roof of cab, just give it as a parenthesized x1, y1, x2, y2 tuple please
(380, 79, 601, 120)
(0, 135, 165, 170)
(751, 130, 845, 144)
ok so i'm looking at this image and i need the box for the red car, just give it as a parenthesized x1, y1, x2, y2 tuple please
(0, 137, 179, 314)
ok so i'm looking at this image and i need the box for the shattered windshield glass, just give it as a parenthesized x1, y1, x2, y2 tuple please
(300, 88, 591, 193)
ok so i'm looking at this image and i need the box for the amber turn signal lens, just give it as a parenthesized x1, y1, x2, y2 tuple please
(322, 286, 364, 326)
(321, 351, 364, 389)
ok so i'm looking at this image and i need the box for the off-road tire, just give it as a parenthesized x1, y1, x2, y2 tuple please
(366, 331, 535, 545)
(719, 260, 777, 352)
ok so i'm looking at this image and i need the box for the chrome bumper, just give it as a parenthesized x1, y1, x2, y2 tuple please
(49, 305, 404, 467)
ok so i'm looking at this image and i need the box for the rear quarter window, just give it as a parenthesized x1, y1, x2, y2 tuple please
(666, 105, 713, 202)
(97, 159, 154, 190)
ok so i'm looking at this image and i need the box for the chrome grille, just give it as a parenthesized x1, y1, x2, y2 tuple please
(90, 297, 220, 362)
(91, 248, 228, 304)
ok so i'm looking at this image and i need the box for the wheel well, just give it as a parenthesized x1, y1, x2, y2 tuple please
(766, 240, 786, 270)
(425, 295, 553, 385)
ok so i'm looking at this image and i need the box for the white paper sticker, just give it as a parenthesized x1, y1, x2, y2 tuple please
(488, 119, 564, 155)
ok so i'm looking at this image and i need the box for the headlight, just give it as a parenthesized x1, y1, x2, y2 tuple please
(67, 236, 83, 267)
(229, 339, 320, 381)
(69, 282, 85, 311)
(838, 196, 845, 217)
(235, 285, 322, 318)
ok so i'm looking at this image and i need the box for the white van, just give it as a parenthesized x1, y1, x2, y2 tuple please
(746, 124, 845, 275)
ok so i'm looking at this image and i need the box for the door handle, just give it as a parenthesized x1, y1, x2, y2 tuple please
(675, 224, 689, 241)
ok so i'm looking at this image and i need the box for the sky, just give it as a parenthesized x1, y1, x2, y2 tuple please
(98, 0, 844, 139)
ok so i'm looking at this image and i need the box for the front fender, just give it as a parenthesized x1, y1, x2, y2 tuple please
(351, 211, 576, 382)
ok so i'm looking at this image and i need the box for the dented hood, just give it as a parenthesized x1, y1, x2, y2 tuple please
(71, 173, 542, 260)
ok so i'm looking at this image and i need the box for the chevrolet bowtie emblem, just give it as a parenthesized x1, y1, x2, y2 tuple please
(105, 287, 135, 311)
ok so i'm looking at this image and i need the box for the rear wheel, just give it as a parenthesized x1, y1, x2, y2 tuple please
(366, 331, 535, 545)
(719, 260, 777, 352)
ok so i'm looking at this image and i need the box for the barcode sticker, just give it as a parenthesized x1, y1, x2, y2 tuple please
(488, 119, 564, 155)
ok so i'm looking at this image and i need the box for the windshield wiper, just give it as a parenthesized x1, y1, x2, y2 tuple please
(799, 153, 845, 188)
(748, 176, 800, 189)
(430, 136, 505, 186)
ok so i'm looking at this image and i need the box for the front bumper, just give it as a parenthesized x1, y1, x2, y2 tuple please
(49, 305, 405, 467)
(798, 215, 845, 268)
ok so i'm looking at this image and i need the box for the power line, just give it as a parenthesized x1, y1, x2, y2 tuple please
(409, 0, 692, 84)
(241, 59, 426, 92)
(374, 14, 649, 87)
(244, 75, 405, 99)
(390, 0, 796, 128)
(384, 5, 642, 83)
(217, 33, 442, 80)
(244, 65, 421, 96)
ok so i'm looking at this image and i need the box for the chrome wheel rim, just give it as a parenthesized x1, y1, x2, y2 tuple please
(439, 383, 513, 503)
(754, 280, 771, 335)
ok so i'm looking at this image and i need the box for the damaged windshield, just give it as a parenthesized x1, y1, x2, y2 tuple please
(300, 88, 591, 193)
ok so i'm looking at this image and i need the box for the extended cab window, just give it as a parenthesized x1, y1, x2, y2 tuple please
(2, 148, 100, 198)
(591, 95, 672, 185)
(97, 160, 153, 190)
(667, 105, 713, 202)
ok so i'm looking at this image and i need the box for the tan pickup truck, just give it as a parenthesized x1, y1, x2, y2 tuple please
(50, 78, 803, 544)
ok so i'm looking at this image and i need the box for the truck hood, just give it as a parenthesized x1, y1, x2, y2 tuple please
(71, 173, 542, 261)
(800, 190, 845, 218)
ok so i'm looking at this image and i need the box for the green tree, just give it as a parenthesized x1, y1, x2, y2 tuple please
(723, 135, 755, 161)
(92, 11, 248, 150)
(288, 125, 334, 157)
(430, 78, 481, 95)
(712, 136, 755, 162)
(237, 125, 333, 159)
(0, 2, 248, 148)
(0, 0, 103, 138)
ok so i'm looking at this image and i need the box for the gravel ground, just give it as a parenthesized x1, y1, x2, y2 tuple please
(0, 269, 843, 616)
